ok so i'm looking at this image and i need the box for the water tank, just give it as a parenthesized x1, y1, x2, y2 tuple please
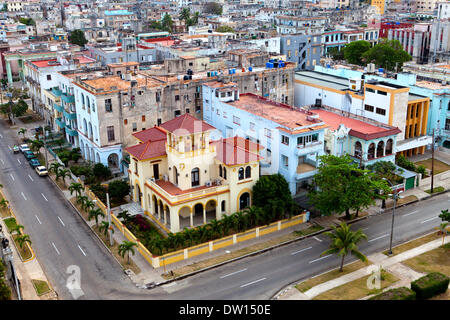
(207, 71, 211, 77)
(229, 69, 233, 75)
(266, 62, 273, 68)
(326, 64, 331, 68)
(378, 68, 384, 73)
(249, 66, 253, 72)
(232, 69, 236, 74)
(269, 59, 274, 63)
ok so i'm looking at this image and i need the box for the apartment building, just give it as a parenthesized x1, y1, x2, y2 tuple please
(202, 81, 328, 195)
(280, 34, 322, 70)
(387, 24, 432, 64)
(126, 114, 262, 233)
(274, 16, 327, 35)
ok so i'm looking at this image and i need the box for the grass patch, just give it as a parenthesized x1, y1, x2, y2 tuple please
(293, 224, 324, 237)
(31, 279, 51, 296)
(402, 244, 450, 276)
(383, 232, 441, 256)
(414, 159, 450, 175)
(313, 270, 399, 300)
(295, 259, 371, 293)
(425, 186, 445, 194)
(385, 195, 418, 208)
(12, 234, 32, 261)
(3, 217, 17, 233)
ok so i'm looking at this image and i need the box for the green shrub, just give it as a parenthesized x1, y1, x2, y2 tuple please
(416, 165, 426, 176)
(90, 183, 107, 203)
(411, 272, 450, 299)
(108, 180, 130, 203)
(396, 155, 416, 172)
(93, 163, 111, 181)
(70, 165, 92, 177)
(370, 287, 416, 300)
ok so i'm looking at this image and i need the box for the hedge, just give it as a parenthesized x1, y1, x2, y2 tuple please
(370, 287, 416, 300)
(411, 272, 449, 299)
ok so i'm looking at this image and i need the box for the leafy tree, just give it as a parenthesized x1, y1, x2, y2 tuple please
(18, 128, 27, 139)
(1, 100, 28, 118)
(0, 198, 8, 209)
(118, 240, 137, 264)
(93, 163, 111, 182)
(395, 154, 416, 172)
(179, 8, 191, 23)
(328, 47, 344, 60)
(321, 222, 368, 272)
(30, 139, 44, 153)
(88, 208, 105, 227)
(19, 17, 35, 26)
(216, 25, 235, 33)
(204, 2, 222, 15)
(16, 234, 31, 249)
(69, 182, 83, 198)
(108, 180, 130, 203)
(161, 13, 174, 33)
(12, 224, 24, 235)
(439, 209, 450, 222)
(362, 39, 412, 71)
(69, 29, 88, 46)
(343, 40, 371, 65)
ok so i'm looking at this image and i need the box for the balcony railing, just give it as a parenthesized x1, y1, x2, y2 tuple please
(63, 109, 77, 120)
(55, 117, 65, 128)
(61, 93, 75, 104)
(52, 87, 62, 96)
(54, 103, 64, 113)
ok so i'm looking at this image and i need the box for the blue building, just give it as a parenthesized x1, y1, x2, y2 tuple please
(202, 81, 328, 195)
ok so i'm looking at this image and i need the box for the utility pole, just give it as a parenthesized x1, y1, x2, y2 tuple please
(42, 126, 49, 170)
(431, 128, 435, 193)
(106, 193, 113, 247)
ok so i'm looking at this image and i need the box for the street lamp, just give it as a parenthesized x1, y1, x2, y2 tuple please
(383, 178, 401, 255)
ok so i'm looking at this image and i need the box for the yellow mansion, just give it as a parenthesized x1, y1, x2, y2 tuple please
(126, 114, 263, 233)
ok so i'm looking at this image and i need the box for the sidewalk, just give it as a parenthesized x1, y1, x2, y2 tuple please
(276, 235, 449, 300)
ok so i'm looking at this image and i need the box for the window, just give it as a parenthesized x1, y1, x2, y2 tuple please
(174, 110, 181, 117)
(186, 108, 190, 113)
(233, 116, 240, 125)
(221, 200, 226, 212)
(157, 118, 162, 126)
(132, 123, 137, 132)
(378, 90, 387, 96)
(238, 167, 244, 180)
(364, 104, 374, 112)
(124, 119, 128, 125)
(376, 108, 386, 116)
(282, 135, 289, 145)
(219, 164, 222, 177)
(191, 167, 200, 187)
(107, 126, 115, 142)
(142, 115, 146, 122)
(250, 122, 255, 131)
(223, 167, 227, 179)
(134, 161, 138, 175)
(156, 92, 160, 102)
(245, 166, 251, 179)
(282, 155, 289, 168)
(265, 128, 272, 139)
(47, 75, 51, 81)
(175, 95, 180, 101)
(366, 87, 375, 93)
(223, 111, 227, 118)
(105, 99, 112, 112)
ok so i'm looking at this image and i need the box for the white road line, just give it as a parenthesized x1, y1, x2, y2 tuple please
(309, 255, 332, 264)
(28, 174, 34, 181)
(220, 268, 248, 279)
(21, 192, 27, 201)
(78, 245, 87, 256)
(369, 234, 389, 242)
(362, 227, 369, 231)
(41, 193, 48, 201)
(421, 216, 439, 224)
(0, 159, 3, 164)
(0, 133, 3, 138)
(35, 215, 42, 225)
(57, 216, 65, 227)
(9, 173, 14, 181)
(17, 159, 21, 164)
(291, 246, 313, 255)
(403, 210, 419, 217)
(240, 277, 266, 288)
(51, 242, 60, 255)
(313, 236, 323, 242)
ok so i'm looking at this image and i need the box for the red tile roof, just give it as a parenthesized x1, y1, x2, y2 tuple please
(125, 139, 166, 160)
(159, 114, 215, 135)
(212, 136, 263, 166)
(132, 126, 167, 142)
(312, 109, 401, 140)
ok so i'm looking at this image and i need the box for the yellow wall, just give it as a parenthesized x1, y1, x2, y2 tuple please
(371, 0, 385, 14)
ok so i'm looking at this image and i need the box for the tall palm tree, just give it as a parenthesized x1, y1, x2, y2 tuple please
(88, 208, 104, 226)
(118, 240, 137, 264)
(58, 168, 70, 187)
(439, 222, 448, 245)
(233, 211, 245, 232)
(0, 198, 9, 209)
(82, 199, 95, 213)
(321, 222, 368, 272)
(76, 195, 88, 207)
(49, 162, 62, 176)
(69, 182, 83, 198)
(13, 224, 24, 235)
(179, 8, 190, 22)
(150, 238, 165, 256)
(182, 227, 195, 247)
(16, 234, 31, 249)
(99, 221, 114, 237)
(209, 219, 222, 239)
(117, 210, 131, 223)
(220, 214, 234, 235)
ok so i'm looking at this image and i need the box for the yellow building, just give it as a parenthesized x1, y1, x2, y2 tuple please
(371, 0, 385, 14)
(42, 87, 62, 131)
(126, 114, 263, 233)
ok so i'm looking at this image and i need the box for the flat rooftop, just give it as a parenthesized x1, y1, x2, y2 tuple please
(295, 70, 350, 91)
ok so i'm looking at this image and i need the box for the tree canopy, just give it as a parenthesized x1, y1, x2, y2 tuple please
(19, 17, 35, 26)
(343, 40, 372, 65)
(204, 2, 223, 15)
(179, 8, 200, 29)
(69, 29, 88, 46)
(216, 25, 235, 33)
(0, 99, 28, 119)
(363, 39, 412, 72)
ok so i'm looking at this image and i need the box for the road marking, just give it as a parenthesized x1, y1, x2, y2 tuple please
(220, 268, 248, 279)
(51, 242, 60, 255)
(420, 216, 439, 224)
(291, 246, 313, 255)
(35, 215, 42, 225)
(240, 277, 266, 288)
(21, 192, 27, 201)
(0, 133, 3, 138)
(313, 236, 323, 242)
(78, 245, 87, 256)
(0, 159, 3, 164)
(41, 193, 48, 201)
(403, 210, 419, 217)
(9, 173, 14, 181)
(17, 159, 21, 164)
(362, 227, 369, 231)
(369, 234, 389, 242)
(57, 216, 65, 227)
(309, 254, 332, 264)
(28, 174, 34, 181)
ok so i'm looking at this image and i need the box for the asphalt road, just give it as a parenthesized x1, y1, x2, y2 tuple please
(0, 119, 447, 300)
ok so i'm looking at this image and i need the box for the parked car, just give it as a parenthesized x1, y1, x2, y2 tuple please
(19, 144, 30, 153)
(35, 166, 48, 176)
(12, 145, 19, 153)
(29, 158, 41, 168)
(23, 150, 36, 160)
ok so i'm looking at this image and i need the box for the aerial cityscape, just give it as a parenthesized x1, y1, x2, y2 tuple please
(0, 0, 448, 308)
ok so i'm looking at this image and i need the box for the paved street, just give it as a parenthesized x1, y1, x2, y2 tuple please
(0, 119, 448, 300)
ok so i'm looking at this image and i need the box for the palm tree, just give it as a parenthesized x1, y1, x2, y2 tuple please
(99, 221, 114, 237)
(30, 139, 44, 153)
(18, 128, 26, 140)
(209, 219, 222, 238)
(88, 208, 104, 226)
(13, 224, 24, 235)
(182, 227, 195, 247)
(76, 195, 88, 207)
(69, 182, 83, 198)
(58, 168, 70, 187)
(0, 198, 9, 209)
(117, 210, 131, 223)
(118, 240, 137, 264)
(439, 222, 448, 245)
(321, 222, 368, 272)
(179, 8, 190, 22)
(220, 214, 234, 235)
(82, 199, 95, 213)
(16, 234, 31, 249)
(150, 238, 165, 256)
(232, 211, 245, 232)
(49, 162, 62, 176)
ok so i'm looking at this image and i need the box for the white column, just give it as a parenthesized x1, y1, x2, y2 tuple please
(163, 208, 166, 225)
(203, 208, 206, 225)
(190, 211, 193, 227)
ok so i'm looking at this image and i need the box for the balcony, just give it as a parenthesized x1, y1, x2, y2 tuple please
(55, 117, 65, 129)
(296, 141, 323, 156)
(52, 87, 62, 97)
(63, 109, 77, 120)
(61, 93, 75, 104)
(66, 126, 78, 137)
(146, 178, 229, 205)
(54, 103, 64, 113)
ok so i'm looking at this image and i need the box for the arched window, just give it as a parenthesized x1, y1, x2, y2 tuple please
(173, 166, 178, 185)
(354, 141, 362, 158)
(81, 93, 85, 106)
(221, 200, 226, 212)
(219, 165, 222, 177)
(191, 167, 200, 187)
(239, 192, 250, 210)
(245, 166, 251, 178)
(386, 139, 393, 155)
(238, 167, 244, 180)
(368, 143, 375, 160)
(83, 118, 88, 135)
(223, 167, 227, 180)
(376, 141, 384, 158)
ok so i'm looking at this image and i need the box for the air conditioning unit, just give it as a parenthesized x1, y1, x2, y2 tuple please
(150, 177, 155, 182)
(215, 178, 222, 185)
(163, 174, 168, 181)
(205, 181, 212, 187)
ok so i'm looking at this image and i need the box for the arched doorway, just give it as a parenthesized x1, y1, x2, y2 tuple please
(444, 140, 450, 149)
(178, 206, 191, 229)
(376, 141, 384, 158)
(205, 200, 217, 222)
(368, 143, 375, 160)
(193, 203, 203, 226)
(153, 195, 158, 217)
(135, 183, 142, 206)
(386, 139, 393, 155)
(239, 192, 250, 210)
(108, 153, 119, 168)
(354, 141, 362, 158)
